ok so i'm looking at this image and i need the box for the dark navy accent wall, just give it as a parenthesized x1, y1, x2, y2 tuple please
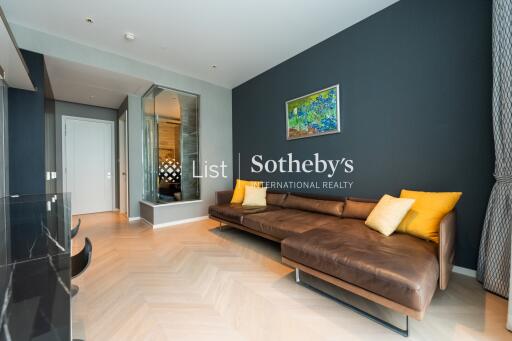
(8, 50, 46, 195)
(232, 0, 493, 269)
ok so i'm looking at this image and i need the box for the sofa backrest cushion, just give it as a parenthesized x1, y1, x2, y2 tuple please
(267, 192, 287, 207)
(342, 199, 377, 220)
(283, 194, 344, 217)
(347, 196, 378, 203)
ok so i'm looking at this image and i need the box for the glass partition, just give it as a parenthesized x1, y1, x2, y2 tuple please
(142, 85, 200, 204)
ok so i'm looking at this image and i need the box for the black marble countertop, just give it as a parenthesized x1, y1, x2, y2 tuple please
(0, 193, 72, 341)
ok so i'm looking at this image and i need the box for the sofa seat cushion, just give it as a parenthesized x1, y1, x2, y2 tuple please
(242, 209, 341, 240)
(281, 219, 439, 311)
(208, 203, 281, 224)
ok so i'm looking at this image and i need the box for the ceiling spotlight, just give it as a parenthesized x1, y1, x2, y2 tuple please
(85, 17, 94, 24)
(124, 32, 136, 41)
(209, 65, 217, 70)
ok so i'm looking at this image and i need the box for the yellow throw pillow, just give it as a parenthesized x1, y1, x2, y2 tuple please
(397, 190, 462, 243)
(242, 186, 267, 207)
(365, 195, 415, 236)
(230, 179, 262, 204)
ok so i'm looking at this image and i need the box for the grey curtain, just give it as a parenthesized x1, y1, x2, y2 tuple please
(477, 0, 512, 298)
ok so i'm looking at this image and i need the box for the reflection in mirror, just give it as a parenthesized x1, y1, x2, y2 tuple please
(142, 85, 199, 204)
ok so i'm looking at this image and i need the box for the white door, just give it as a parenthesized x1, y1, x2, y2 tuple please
(63, 116, 115, 215)
(119, 111, 128, 215)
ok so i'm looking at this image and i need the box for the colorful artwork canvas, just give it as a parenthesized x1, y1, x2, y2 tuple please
(286, 85, 340, 140)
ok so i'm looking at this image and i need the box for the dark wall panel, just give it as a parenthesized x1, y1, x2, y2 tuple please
(232, 0, 493, 269)
(0, 80, 8, 196)
(8, 50, 45, 195)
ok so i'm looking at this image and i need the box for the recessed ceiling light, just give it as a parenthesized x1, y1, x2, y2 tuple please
(89, 95, 95, 99)
(85, 17, 94, 24)
(209, 65, 217, 71)
(124, 32, 136, 41)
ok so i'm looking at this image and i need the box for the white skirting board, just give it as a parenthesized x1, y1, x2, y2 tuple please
(145, 216, 209, 229)
(509, 295, 512, 331)
(128, 216, 141, 222)
(452, 265, 477, 278)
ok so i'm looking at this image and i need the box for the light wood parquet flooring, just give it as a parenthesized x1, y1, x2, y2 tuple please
(71, 212, 510, 341)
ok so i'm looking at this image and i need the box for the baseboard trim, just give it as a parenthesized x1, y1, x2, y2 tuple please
(452, 265, 477, 278)
(150, 216, 209, 229)
(128, 216, 141, 222)
(141, 218, 152, 227)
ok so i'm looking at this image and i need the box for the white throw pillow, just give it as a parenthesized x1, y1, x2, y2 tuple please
(365, 194, 415, 236)
(242, 186, 267, 207)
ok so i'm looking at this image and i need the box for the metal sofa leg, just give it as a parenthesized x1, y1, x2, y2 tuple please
(295, 273, 409, 337)
(71, 284, 79, 297)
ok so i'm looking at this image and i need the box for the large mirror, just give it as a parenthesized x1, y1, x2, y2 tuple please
(143, 85, 199, 204)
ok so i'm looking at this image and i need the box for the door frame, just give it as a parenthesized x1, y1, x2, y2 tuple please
(62, 115, 116, 213)
(118, 111, 129, 216)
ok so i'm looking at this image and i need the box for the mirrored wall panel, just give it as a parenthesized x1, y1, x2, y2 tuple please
(143, 85, 199, 204)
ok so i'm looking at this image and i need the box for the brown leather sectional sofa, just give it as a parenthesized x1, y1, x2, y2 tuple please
(208, 190, 455, 325)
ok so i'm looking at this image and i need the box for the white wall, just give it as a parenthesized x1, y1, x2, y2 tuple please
(10, 24, 233, 220)
(126, 94, 144, 217)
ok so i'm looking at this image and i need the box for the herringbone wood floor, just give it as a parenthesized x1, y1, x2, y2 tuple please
(71, 212, 509, 341)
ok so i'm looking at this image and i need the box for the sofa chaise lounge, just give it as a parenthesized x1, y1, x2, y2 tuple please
(208, 191, 455, 336)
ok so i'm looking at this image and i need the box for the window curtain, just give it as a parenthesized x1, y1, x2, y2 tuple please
(477, 0, 512, 304)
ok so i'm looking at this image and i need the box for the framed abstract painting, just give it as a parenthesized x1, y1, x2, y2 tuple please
(285, 84, 340, 140)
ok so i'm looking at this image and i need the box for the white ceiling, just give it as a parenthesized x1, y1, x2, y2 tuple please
(143, 87, 198, 120)
(0, 0, 398, 89)
(45, 55, 151, 108)
(0, 7, 33, 90)
(155, 91, 181, 120)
